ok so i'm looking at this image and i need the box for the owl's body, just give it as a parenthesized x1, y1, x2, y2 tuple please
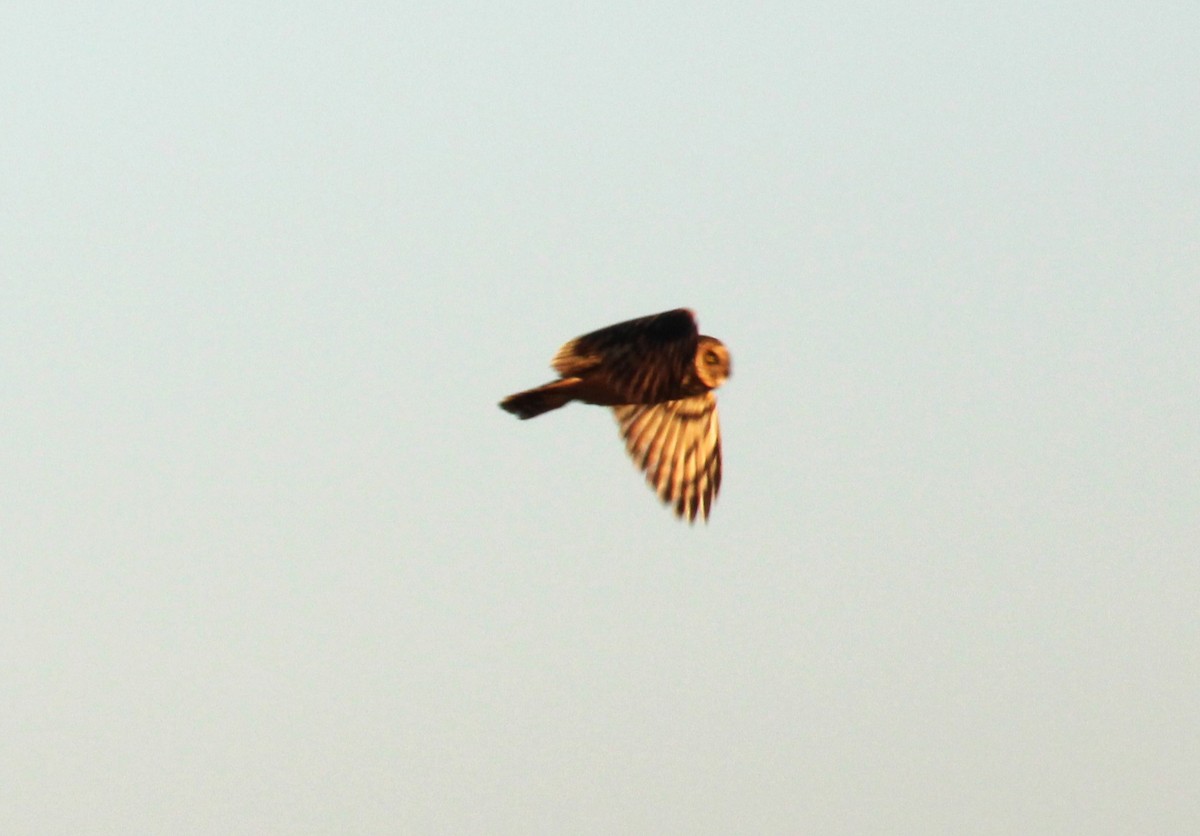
(500, 308, 731, 522)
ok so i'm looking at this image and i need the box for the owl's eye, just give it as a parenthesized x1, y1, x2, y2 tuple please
(704, 350, 720, 365)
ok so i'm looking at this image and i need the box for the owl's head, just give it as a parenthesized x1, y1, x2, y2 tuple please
(695, 337, 731, 389)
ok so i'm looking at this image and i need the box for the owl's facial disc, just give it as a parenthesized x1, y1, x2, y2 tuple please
(695, 338, 730, 389)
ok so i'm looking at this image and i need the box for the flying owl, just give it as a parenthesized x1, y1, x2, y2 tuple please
(499, 308, 731, 522)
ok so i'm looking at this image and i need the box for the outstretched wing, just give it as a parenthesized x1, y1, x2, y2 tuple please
(613, 393, 722, 522)
(552, 308, 699, 404)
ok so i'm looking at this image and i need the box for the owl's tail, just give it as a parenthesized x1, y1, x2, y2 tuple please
(499, 379, 579, 420)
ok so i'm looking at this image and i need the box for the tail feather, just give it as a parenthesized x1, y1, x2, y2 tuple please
(499, 379, 577, 419)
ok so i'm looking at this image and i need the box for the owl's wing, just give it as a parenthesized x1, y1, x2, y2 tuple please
(552, 308, 699, 403)
(613, 393, 722, 522)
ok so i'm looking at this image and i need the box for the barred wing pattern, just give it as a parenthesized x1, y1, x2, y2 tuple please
(613, 394, 722, 523)
(552, 309, 699, 404)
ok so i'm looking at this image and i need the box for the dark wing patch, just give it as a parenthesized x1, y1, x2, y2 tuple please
(613, 393, 722, 522)
(551, 308, 699, 404)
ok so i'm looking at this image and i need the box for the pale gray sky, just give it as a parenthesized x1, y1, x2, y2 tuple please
(3, 2, 1198, 833)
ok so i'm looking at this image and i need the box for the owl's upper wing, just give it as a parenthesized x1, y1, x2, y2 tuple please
(613, 393, 722, 523)
(551, 308, 699, 403)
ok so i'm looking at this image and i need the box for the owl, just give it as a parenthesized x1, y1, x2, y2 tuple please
(499, 308, 731, 522)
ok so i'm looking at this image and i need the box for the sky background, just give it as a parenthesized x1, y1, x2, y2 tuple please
(3, 2, 1198, 833)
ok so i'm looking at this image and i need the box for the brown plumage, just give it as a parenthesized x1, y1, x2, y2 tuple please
(499, 308, 731, 522)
